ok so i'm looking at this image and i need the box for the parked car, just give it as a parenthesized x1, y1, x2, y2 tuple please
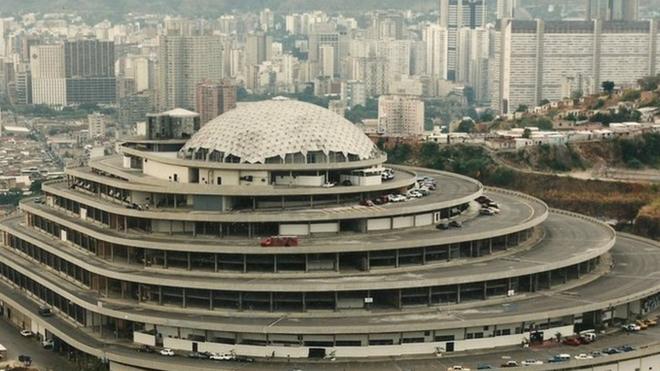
(341, 180, 353, 186)
(38, 306, 53, 317)
(479, 208, 495, 216)
(436, 220, 450, 230)
(602, 347, 622, 355)
(562, 337, 582, 346)
(137, 345, 155, 353)
(590, 350, 604, 358)
(643, 318, 657, 326)
(548, 354, 571, 363)
(389, 194, 407, 202)
(521, 359, 543, 365)
(574, 353, 593, 360)
(618, 345, 635, 352)
(321, 182, 336, 188)
(486, 206, 501, 214)
(374, 197, 388, 205)
(500, 360, 519, 367)
(360, 199, 375, 207)
(235, 355, 255, 362)
(187, 352, 208, 359)
(475, 196, 493, 204)
(260, 236, 299, 247)
(159, 348, 175, 357)
(447, 366, 470, 371)
(19, 330, 34, 337)
(476, 364, 493, 370)
(623, 323, 641, 332)
(417, 188, 430, 196)
(406, 190, 423, 199)
(209, 353, 233, 361)
(635, 320, 648, 330)
(449, 220, 463, 228)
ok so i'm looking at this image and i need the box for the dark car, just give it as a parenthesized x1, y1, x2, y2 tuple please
(38, 306, 53, 317)
(436, 221, 450, 230)
(618, 345, 634, 352)
(374, 196, 388, 205)
(235, 355, 255, 363)
(449, 220, 463, 228)
(137, 345, 155, 353)
(602, 347, 622, 355)
(187, 352, 208, 359)
(341, 180, 353, 186)
(477, 364, 493, 370)
(475, 196, 493, 204)
(360, 199, 375, 207)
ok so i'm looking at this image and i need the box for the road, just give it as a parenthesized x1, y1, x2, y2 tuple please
(0, 318, 75, 371)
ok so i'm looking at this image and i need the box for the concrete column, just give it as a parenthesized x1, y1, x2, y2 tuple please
(456, 284, 461, 303)
(182, 288, 186, 308)
(163, 251, 168, 269)
(214, 254, 218, 272)
(209, 291, 214, 311)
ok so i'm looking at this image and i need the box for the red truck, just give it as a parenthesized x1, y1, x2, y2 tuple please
(260, 236, 299, 247)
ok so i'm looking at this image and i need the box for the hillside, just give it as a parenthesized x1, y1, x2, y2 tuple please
(497, 133, 660, 174)
(383, 141, 660, 240)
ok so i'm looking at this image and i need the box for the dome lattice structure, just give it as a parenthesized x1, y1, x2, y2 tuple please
(180, 99, 379, 164)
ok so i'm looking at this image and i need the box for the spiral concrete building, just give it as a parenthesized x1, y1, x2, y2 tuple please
(0, 99, 659, 370)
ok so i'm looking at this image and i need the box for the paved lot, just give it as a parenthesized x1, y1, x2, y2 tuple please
(0, 318, 75, 371)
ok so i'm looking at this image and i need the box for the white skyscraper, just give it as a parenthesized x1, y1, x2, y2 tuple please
(157, 35, 224, 110)
(490, 18, 660, 113)
(423, 24, 448, 79)
(497, 0, 518, 19)
(438, 0, 486, 80)
(378, 95, 425, 137)
(319, 45, 335, 77)
(30, 44, 66, 106)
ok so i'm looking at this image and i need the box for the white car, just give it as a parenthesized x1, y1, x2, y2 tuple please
(406, 190, 423, 199)
(209, 353, 233, 361)
(574, 353, 594, 360)
(159, 348, 175, 356)
(521, 359, 544, 365)
(623, 323, 641, 331)
(390, 194, 407, 202)
(321, 182, 336, 188)
(19, 330, 34, 337)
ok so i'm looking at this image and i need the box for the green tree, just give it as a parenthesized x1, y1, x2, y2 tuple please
(637, 74, 660, 91)
(601, 80, 615, 95)
(571, 90, 583, 100)
(456, 119, 475, 133)
(522, 128, 532, 139)
(621, 89, 641, 102)
(419, 142, 440, 161)
(539, 99, 550, 106)
(479, 110, 495, 122)
(515, 104, 529, 113)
